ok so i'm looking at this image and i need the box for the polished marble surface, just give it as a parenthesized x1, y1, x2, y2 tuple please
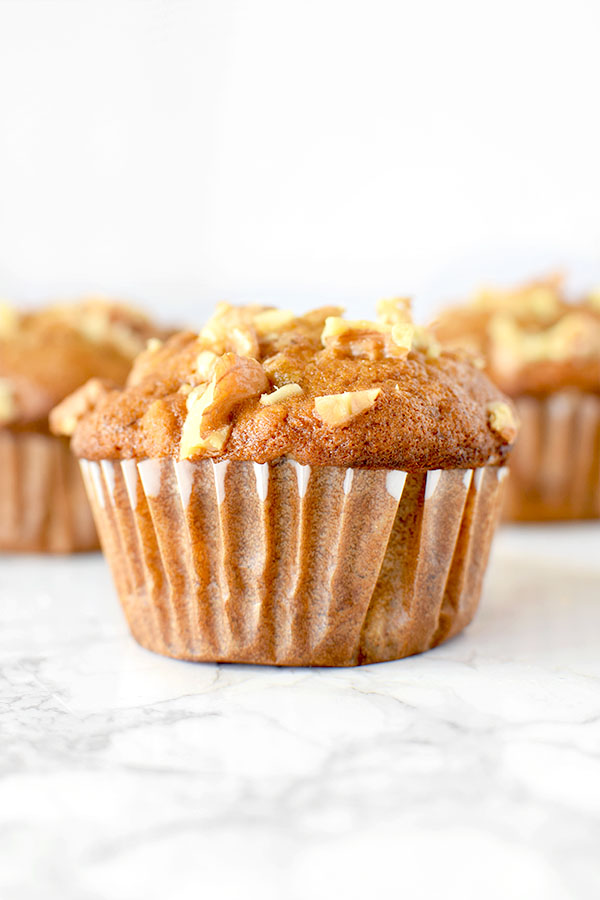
(1, 524, 599, 900)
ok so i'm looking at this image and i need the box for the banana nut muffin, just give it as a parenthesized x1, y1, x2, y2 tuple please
(0, 298, 165, 552)
(53, 299, 517, 666)
(432, 275, 600, 521)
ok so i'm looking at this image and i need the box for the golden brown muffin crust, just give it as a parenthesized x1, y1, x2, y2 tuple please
(55, 300, 517, 471)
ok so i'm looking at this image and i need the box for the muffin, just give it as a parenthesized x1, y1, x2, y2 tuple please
(0, 298, 165, 552)
(431, 275, 600, 521)
(52, 300, 516, 666)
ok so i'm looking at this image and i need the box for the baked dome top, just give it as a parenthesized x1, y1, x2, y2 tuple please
(52, 299, 517, 471)
(431, 275, 600, 396)
(0, 299, 165, 427)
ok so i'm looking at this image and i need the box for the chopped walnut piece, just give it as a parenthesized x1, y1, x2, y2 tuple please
(185, 383, 208, 411)
(0, 378, 16, 424)
(179, 353, 269, 459)
(50, 378, 111, 436)
(321, 317, 414, 360)
(259, 383, 303, 406)
(180, 390, 232, 458)
(253, 309, 296, 337)
(321, 317, 388, 342)
(230, 327, 258, 358)
(376, 297, 412, 325)
(489, 311, 600, 374)
(314, 388, 381, 427)
(196, 349, 219, 380)
(0, 303, 18, 338)
(300, 306, 345, 330)
(587, 289, 600, 313)
(199, 303, 259, 358)
(473, 280, 561, 321)
(58, 301, 149, 357)
(390, 323, 414, 355)
(411, 325, 441, 359)
(546, 313, 600, 359)
(196, 425, 232, 453)
(486, 401, 518, 443)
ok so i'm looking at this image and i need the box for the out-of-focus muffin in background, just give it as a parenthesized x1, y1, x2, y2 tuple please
(431, 275, 600, 521)
(0, 298, 168, 552)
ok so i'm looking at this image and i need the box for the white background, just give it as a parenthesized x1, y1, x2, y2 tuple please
(0, 0, 599, 324)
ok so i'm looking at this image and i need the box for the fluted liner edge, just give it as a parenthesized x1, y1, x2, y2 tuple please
(503, 391, 600, 521)
(0, 430, 98, 553)
(81, 457, 505, 666)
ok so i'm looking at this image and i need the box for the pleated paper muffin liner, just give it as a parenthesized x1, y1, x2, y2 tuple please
(503, 390, 600, 522)
(0, 429, 98, 553)
(80, 456, 506, 666)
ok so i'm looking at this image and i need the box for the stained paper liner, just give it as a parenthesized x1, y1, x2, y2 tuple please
(0, 429, 98, 553)
(503, 391, 600, 522)
(80, 456, 506, 666)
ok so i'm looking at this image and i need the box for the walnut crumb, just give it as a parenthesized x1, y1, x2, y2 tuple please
(259, 383, 303, 406)
(376, 297, 412, 325)
(321, 317, 414, 360)
(196, 350, 219, 380)
(411, 325, 441, 359)
(314, 389, 381, 427)
(486, 401, 518, 443)
(0, 303, 18, 338)
(179, 354, 269, 459)
(199, 303, 259, 358)
(253, 309, 296, 336)
(587, 289, 600, 312)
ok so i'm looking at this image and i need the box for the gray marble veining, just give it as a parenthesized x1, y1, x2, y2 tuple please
(1, 526, 599, 900)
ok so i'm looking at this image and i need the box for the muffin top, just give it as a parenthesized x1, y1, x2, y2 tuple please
(431, 275, 600, 396)
(0, 299, 164, 428)
(52, 299, 517, 471)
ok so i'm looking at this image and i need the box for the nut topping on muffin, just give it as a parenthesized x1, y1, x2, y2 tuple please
(253, 309, 296, 336)
(431, 274, 600, 396)
(321, 316, 414, 360)
(314, 389, 381, 427)
(260, 383, 303, 406)
(179, 354, 269, 459)
(63, 298, 517, 664)
(0, 303, 18, 337)
(55, 300, 517, 471)
(431, 275, 600, 522)
(486, 400, 518, 444)
(0, 298, 169, 426)
(375, 296, 412, 324)
(198, 302, 261, 358)
(0, 298, 168, 554)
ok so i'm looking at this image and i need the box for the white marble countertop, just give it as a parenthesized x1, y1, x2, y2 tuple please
(1, 524, 599, 900)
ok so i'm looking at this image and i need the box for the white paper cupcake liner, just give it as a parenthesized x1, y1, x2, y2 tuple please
(503, 391, 600, 521)
(80, 457, 506, 666)
(0, 429, 98, 552)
